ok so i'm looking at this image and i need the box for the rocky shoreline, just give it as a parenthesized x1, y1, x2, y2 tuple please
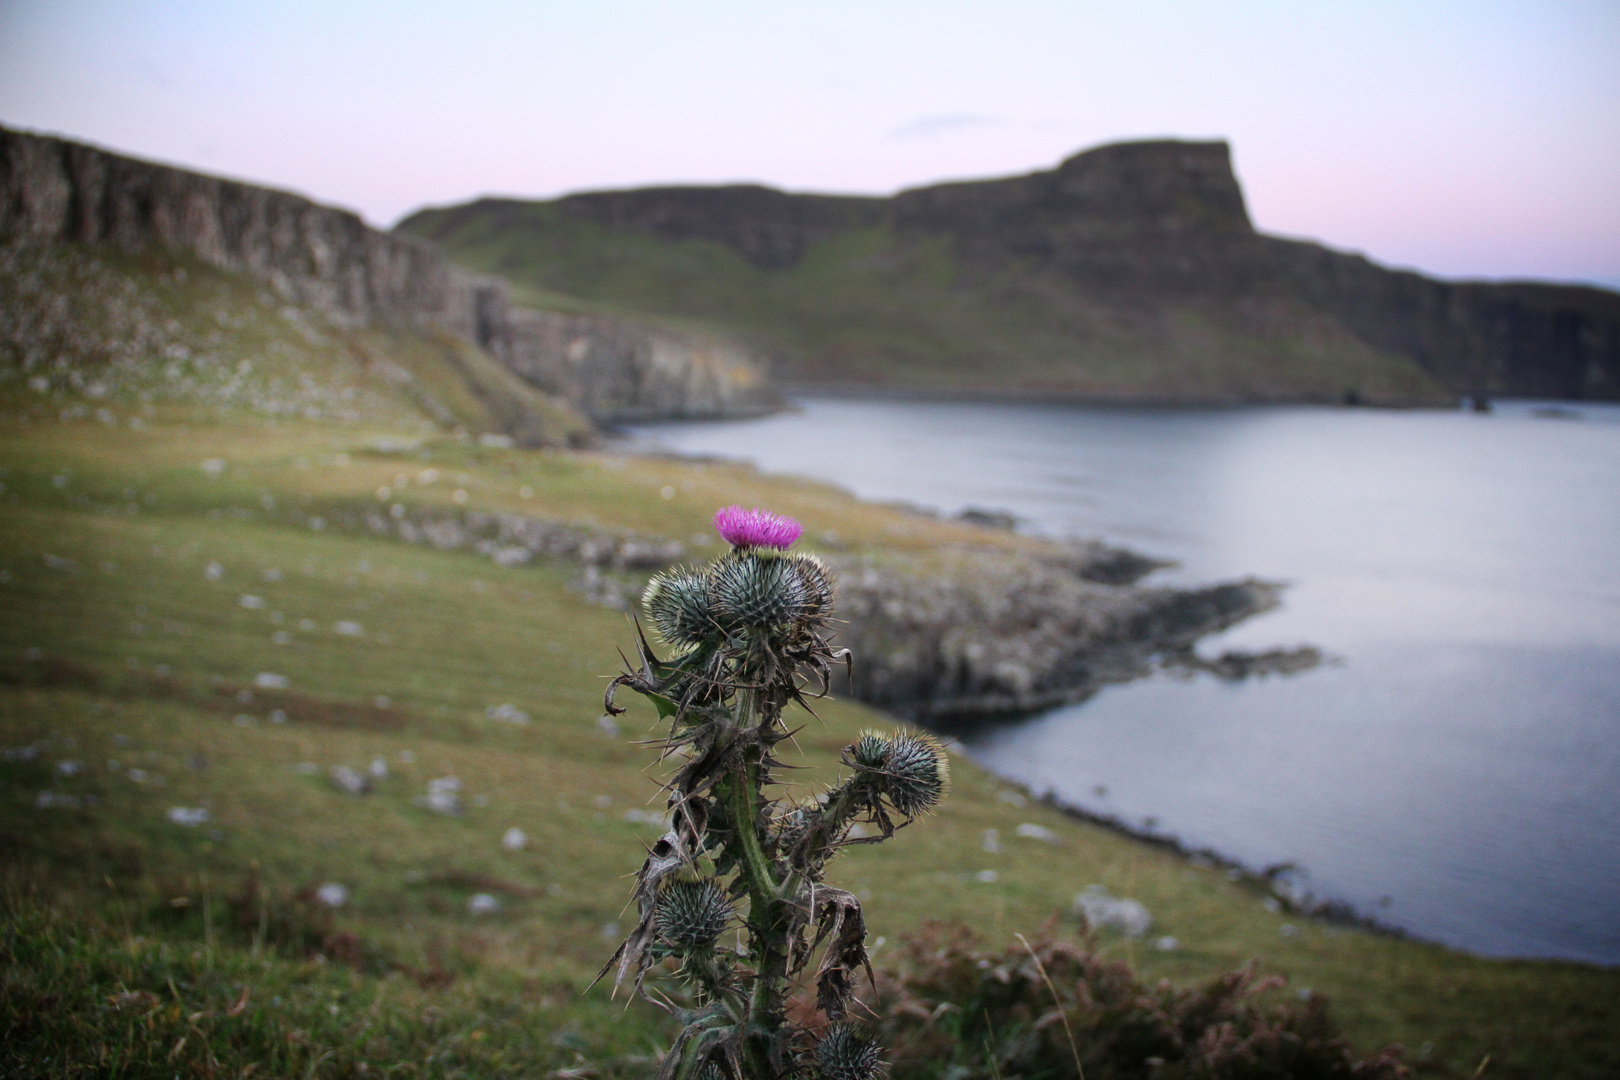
(307, 482, 1310, 726)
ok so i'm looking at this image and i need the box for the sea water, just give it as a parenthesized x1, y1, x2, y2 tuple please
(627, 398, 1620, 964)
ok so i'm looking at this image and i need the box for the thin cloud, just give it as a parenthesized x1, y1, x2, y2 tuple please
(887, 113, 1006, 141)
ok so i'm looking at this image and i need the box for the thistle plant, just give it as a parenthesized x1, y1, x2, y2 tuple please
(599, 506, 949, 1080)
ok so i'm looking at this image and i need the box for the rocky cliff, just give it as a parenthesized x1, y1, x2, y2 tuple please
(0, 125, 775, 427)
(404, 140, 1620, 403)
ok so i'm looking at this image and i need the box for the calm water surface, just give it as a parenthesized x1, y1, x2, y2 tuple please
(628, 398, 1620, 964)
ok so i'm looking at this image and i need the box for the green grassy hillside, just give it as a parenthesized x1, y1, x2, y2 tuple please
(399, 201, 1452, 406)
(0, 239, 594, 447)
(2, 403, 1618, 1077)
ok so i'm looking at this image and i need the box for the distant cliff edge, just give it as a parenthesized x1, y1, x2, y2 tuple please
(403, 140, 1620, 405)
(0, 125, 778, 431)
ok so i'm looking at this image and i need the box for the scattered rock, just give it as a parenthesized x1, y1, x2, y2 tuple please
(956, 507, 1019, 531)
(1168, 645, 1324, 680)
(1074, 885, 1152, 937)
(622, 808, 669, 827)
(421, 776, 463, 815)
(1014, 823, 1057, 842)
(501, 827, 527, 851)
(166, 806, 210, 827)
(467, 893, 501, 915)
(485, 703, 531, 725)
(329, 765, 370, 796)
(315, 882, 348, 908)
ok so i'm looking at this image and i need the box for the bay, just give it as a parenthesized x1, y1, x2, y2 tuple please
(627, 397, 1620, 964)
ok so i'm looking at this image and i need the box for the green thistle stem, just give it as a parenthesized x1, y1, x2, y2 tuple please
(716, 695, 793, 1075)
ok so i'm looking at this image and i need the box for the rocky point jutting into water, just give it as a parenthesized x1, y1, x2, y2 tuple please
(404, 140, 1620, 405)
(0, 124, 777, 437)
(303, 492, 1297, 724)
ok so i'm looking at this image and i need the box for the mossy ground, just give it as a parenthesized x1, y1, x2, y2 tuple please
(1, 403, 1616, 1078)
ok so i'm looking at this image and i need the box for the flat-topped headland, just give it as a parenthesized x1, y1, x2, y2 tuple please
(403, 139, 1620, 407)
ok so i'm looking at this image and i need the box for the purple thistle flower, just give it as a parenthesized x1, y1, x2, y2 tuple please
(714, 505, 802, 550)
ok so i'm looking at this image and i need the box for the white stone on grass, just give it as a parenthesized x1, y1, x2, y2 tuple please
(1015, 823, 1058, 842)
(492, 547, 530, 568)
(368, 756, 388, 779)
(421, 776, 463, 815)
(1155, 936, 1180, 951)
(239, 595, 266, 609)
(167, 806, 210, 827)
(334, 621, 363, 637)
(975, 870, 999, 884)
(315, 883, 348, 908)
(622, 808, 669, 827)
(981, 829, 1001, 853)
(1074, 885, 1152, 937)
(254, 673, 288, 689)
(485, 704, 531, 725)
(329, 766, 370, 796)
(467, 893, 501, 915)
(501, 827, 527, 851)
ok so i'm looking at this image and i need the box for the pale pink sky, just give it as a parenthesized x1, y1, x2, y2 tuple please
(2, 0, 1617, 287)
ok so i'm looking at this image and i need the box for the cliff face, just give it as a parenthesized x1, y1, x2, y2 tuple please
(496, 307, 776, 422)
(405, 140, 1620, 403)
(0, 125, 775, 425)
(0, 124, 471, 333)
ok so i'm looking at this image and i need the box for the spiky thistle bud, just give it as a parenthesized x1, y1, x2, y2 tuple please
(643, 567, 717, 647)
(852, 729, 949, 819)
(814, 1025, 884, 1080)
(785, 552, 836, 620)
(653, 879, 733, 948)
(709, 551, 812, 631)
(850, 732, 889, 770)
